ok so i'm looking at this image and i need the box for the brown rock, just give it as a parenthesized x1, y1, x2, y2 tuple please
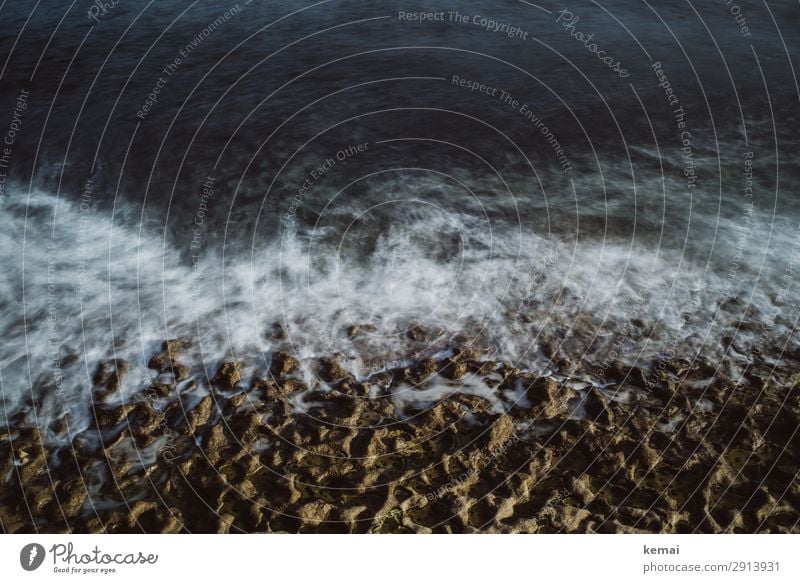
(92, 402, 136, 431)
(212, 361, 242, 391)
(92, 359, 130, 392)
(468, 360, 497, 375)
(281, 379, 308, 394)
(523, 376, 566, 418)
(204, 425, 228, 464)
(271, 351, 299, 377)
(163, 338, 192, 354)
(319, 355, 352, 383)
(171, 363, 190, 382)
(186, 395, 215, 433)
(147, 353, 168, 371)
(441, 358, 469, 381)
(413, 358, 439, 380)
(452, 346, 479, 360)
(54, 480, 89, 521)
(125, 402, 162, 446)
(584, 390, 615, 426)
(488, 415, 517, 450)
(230, 410, 264, 443)
(337, 381, 371, 396)
(297, 501, 334, 523)
(406, 325, 427, 341)
(346, 324, 376, 338)
(148, 338, 191, 373)
(17, 450, 46, 484)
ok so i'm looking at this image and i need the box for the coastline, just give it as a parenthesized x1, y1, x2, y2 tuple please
(2, 337, 797, 533)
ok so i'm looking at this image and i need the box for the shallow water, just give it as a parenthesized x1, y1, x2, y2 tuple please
(0, 0, 799, 434)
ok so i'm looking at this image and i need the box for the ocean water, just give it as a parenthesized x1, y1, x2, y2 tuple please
(1, 0, 799, 434)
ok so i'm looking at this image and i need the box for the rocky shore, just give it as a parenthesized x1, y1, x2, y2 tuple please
(1, 338, 798, 533)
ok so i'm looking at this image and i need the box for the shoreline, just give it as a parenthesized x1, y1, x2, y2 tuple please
(2, 338, 798, 533)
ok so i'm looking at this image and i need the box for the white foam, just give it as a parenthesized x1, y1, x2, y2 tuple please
(0, 188, 795, 436)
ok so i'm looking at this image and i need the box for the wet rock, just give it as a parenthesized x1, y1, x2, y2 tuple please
(450, 394, 494, 418)
(4, 339, 797, 534)
(297, 501, 333, 523)
(171, 363, 191, 382)
(279, 379, 307, 394)
(270, 322, 287, 340)
(346, 324, 376, 338)
(468, 360, 497, 376)
(229, 410, 264, 443)
(337, 381, 371, 396)
(469, 497, 499, 528)
(318, 355, 352, 383)
(125, 501, 176, 533)
(204, 425, 229, 465)
(487, 415, 516, 450)
(452, 346, 479, 360)
(406, 325, 427, 342)
(584, 389, 615, 427)
(414, 397, 482, 431)
(185, 395, 215, 433)
(92, 359, 130, 392)
(92, 402, 136, 431)
(17, 449, 46, 484)
(407, 493, 462, 529)
(270, 351, 299, 377)
(125, 402, 163, 447)
(145, 340, 193, 386)
(147, 353, 168, 371)
(522, 376, 566, 419)
(54, 480, 89, 521)
(147, 381, 175, 398)
(441, 358, 469, 381)
(163, 338, 192, 354)
(252, 377, 281, 400)
(413, 358, 439, 380)
(212, 361, 242, 391)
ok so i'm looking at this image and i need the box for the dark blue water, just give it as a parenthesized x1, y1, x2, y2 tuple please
(1, 0, 799, 432)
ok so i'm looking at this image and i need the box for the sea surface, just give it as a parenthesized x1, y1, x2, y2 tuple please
(1, 0, 799, 437)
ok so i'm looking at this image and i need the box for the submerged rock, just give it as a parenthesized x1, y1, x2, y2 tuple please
(92, 359, 130, 392)
(346, 324, 376, 338)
